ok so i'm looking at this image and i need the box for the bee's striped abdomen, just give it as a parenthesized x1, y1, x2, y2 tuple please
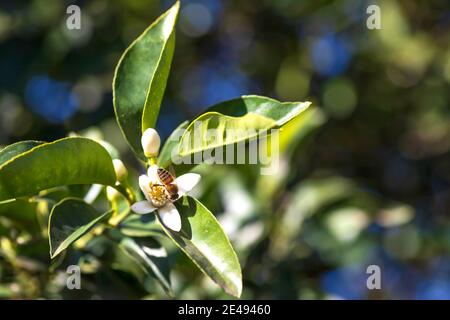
(157, 168, 174, 184)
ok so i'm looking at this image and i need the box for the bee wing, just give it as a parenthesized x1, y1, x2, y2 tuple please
(175, 173, 201, 197)
(168, 165, 177, 178)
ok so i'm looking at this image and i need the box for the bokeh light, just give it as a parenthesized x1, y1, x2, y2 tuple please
(25, 75, 78, 124)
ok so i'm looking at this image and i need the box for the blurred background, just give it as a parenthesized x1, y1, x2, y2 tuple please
(0, 0, 449, 299)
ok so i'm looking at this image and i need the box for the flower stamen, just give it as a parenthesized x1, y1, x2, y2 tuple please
(148, 182, 167, 207)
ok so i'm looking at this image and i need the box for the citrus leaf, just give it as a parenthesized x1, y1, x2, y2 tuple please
(255, 107, 326, 200)
(206, 95, 311, 124)
(159, 196, 242, 297)
(0, 140, 44, 166)
(157, 120, 189, 168)
(119, 214, 164, 238)
(0, 137, 116, 202)
(0, 199, 40, 234)
(180, 111, 277, 156)
(120, 237, 172, 297)
(159, 95, 311, 170)
(113, 1, 179, 160)
(179, 96, 311, 156)
(48, 198, 112, 258)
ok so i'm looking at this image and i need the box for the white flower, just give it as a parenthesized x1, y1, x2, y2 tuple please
(131, 165, 201, 232)
(141, 128, 161, 157)
(112, 159, 128, 181)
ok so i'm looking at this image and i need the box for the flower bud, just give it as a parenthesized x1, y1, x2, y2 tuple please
(141, 128, 161, 157)
(113, 159, 128, 181)
(106, 186, 121, 200)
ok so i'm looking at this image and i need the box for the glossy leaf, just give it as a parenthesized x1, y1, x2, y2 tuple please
(157, 120, 188, 168)
(160, 196, 242, 297)
(256, 107, 326, 200)
(0, 140, 45, 166)
(98, 140, 120, 160)
(180, 111, 276, 155)
(179, 96, 310, 156)
(120, 237, 172, 296)
(118, 214, 164, 238)
(278, 107, 326, 156)
(113, 242, 151, 287)
(0, 137, 116, 201)
(159, 96, 311, 170)
(113, 2, 179, 160)
(48, 198, 111, 258)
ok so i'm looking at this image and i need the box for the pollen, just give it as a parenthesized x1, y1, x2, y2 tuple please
(148, 183, 167, 207)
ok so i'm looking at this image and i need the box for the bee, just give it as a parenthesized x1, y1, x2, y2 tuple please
(156, 167, 179, 201)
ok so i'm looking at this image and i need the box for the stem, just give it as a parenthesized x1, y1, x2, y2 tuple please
(112, 182, 136, 204)
(108, 181, 136, 227)
(149, 156, 157, 166)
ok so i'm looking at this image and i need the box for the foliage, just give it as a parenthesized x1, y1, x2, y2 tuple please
(0, 0, 449, 300)
(0, 2, 313, 299)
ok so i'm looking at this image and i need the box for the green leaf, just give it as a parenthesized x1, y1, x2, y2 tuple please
(48, 198, 111, 258)
(179, 96, 311, 156)
(0, 140, 44, 166)
(0, 137, 116, 201)
(180, 111, 277, 155)
(278, 107, 326, 156)
(160, 196, 242, 297)
(0, 199, 40, 234)
(255, 107, 326, 200)
(159, 95, 311, 170)
(120, 237, 172, 297)
(157, 120, 189, 168)
(205, 95, 310, 122)
(113, 1, 179, 160)
(98, 140, 121, 160)
(118, 214, 164, 238)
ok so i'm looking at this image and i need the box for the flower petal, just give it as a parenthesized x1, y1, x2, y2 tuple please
(176, 173, 201, 196)
(138, 175, 152, 202)
(147, 165, 159, 182)
(131, 200, 157, 214)
(157, 202, 181, 232)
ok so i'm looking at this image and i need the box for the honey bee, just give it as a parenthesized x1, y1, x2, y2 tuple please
(156, 167, 179, 201)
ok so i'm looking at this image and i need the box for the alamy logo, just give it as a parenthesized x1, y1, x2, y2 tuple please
(366, 265, 381, 290)
(66, 5, 81, 30)
(66, 265, 81, 290)
(366, 5, 381, 30)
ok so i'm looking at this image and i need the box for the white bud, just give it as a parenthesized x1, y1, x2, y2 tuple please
(113, 159, 128, 181)
(141, 128, 161, 158)
(106, 186, 120, 200)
